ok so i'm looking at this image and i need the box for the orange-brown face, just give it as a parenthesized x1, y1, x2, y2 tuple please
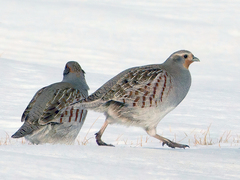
(182, 53, 199, 69)
(65, 62, 83, 73)
(66, 64, 75, 73)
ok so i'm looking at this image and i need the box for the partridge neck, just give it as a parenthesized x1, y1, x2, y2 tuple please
(62, 74, 89, 92)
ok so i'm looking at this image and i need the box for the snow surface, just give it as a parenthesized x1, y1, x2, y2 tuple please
(0, 0, 240, 179)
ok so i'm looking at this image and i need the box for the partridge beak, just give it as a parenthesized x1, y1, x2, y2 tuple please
(192, 56, 200, 62)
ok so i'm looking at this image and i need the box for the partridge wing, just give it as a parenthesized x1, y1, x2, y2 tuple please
(21, 87, 47, 122)
(103, 66, 173, 108)
(38, 88, 85, 125)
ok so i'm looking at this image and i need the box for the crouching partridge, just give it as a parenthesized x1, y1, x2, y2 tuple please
(11, 61, 89, 144)
(72, 50, 199, 148)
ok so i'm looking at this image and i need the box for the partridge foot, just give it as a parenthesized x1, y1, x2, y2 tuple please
(162, 139, 189, 149)
(95, 133, 114, 147)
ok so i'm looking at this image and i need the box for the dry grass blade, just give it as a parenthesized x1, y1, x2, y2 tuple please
(81, 116, 100, 145)
(193, 124, 213, 145)
(219, 130, 232, 143)
(0, 131, 11, 145)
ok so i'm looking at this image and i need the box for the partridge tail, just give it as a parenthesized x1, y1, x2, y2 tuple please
(11, 121, 38, 138)
(71, 98, 103, 110)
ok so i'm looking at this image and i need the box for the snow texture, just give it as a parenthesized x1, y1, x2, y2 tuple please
(0, 0, 240, 179)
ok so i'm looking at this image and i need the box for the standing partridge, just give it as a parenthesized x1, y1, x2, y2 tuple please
(11, 61, 89, 144)
(72, 50, 199, 148)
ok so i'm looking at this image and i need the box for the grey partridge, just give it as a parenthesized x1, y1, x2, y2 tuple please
(72, 50, 199, 148)
(11, 61, 89, 144)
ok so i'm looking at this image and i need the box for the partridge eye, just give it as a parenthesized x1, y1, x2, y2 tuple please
(184, 54, 188, 59)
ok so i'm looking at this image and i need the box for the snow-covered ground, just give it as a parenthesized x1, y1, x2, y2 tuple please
(0, 0, 240, 179)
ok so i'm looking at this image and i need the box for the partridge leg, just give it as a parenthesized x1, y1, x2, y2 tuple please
(95, 121, 114, 146)
(146, 128, 189, 149)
